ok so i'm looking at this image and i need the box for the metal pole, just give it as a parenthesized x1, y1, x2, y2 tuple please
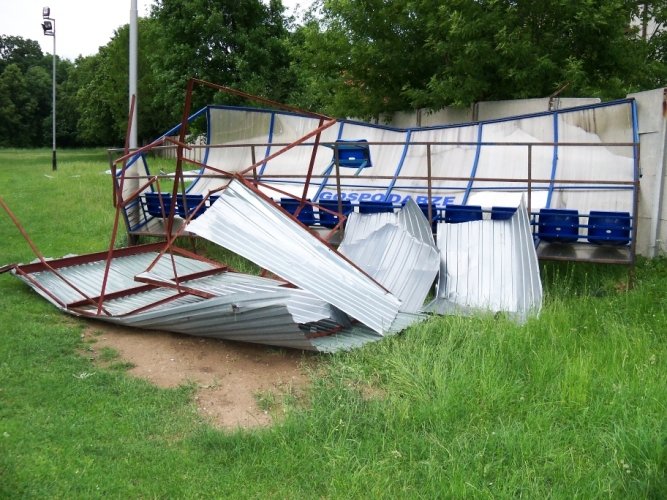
(426, 144, 433, 225)
(51, 21, 57, 171)
(527, 144, 536, 240)
(129, 0, 138, 149)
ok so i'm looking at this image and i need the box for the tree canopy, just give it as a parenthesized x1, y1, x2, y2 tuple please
(291, 0, 667, 118)
(0, 0, 666, 146)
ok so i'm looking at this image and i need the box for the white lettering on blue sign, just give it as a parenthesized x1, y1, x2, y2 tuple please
(319, 191, 457, 206)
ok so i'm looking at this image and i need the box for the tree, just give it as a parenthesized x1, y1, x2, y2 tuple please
(72, 17, 172, 146)
(150, 0, 295, 114)
(0, 36, 44, 75)
(0, 36, 54, 147)
(289, 0, 438, 118)
(73, 36, 141, 148)
(292, 0, 667, 118)
(0, 64, 40, 147)
(634, 1, 667, 85)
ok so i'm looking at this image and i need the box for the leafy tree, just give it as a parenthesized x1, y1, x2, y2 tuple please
(293, 0, 667, 118)
(56, 59, 82, 147)
(150, 0, 295, 114)
(0, 35, 44, 74)
(0, 64, 39, 146)
(72, 17, 170, 146)
(289, 0, 437, 118)
(0, 36, 54, 147)
(73, 49, 126, 146)
(634, 1, 667, 84)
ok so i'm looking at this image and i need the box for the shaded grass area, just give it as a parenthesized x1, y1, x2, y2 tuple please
(1, 149, 666, 497)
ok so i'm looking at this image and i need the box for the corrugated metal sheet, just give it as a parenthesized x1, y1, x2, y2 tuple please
(425, 199, 542, 322)
(338, 199, 439, 313)
(187, 179, 402, 334)
(21, 251, 215, 307)
(11, 247, 418, 352)
(310, 312, 425, 353)
(104, 292, 323, 351)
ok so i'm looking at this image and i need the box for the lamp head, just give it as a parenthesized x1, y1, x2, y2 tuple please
(42, 7, 50, 18)
(42, 20, 53, 35)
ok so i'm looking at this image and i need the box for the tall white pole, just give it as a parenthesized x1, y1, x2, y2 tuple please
(129, 0, 138, 149)
(52, 28, 56, 171)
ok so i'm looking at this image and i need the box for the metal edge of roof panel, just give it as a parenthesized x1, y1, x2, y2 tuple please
(186, 178, 402, 334)
(311, 311, 427, 353)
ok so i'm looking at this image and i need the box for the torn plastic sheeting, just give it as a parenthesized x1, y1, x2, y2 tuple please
(338, 198, 440, 313)
(187, 179, 402, 334)
(426, 199, 542, 323)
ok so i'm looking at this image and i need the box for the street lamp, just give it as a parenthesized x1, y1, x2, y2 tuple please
(41, 7, 57, 171)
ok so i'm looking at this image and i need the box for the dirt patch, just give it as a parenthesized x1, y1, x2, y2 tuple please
(80, 323, 315, 430)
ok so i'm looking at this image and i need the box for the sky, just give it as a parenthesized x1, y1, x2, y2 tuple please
(0, 0, 312, 61)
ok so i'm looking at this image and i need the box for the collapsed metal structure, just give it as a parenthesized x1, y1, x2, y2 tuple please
(16, 78, 651, 350)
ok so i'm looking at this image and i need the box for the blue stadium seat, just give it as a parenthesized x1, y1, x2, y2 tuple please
(587, 211, 631, 245)
(144, 192, 172, 217)
(176, 194, 205, 219)
(335, 140, 372, 169)
(280, 198, 317, 226)
(318, 200, 353, 228)
(537, 208, 579, 243)
(491, 206, 517, 220)
(444, 204, 483, 223)
(359, 200, 394, 214)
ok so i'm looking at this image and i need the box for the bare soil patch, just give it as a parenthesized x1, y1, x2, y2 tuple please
(80, 322, 315, 430)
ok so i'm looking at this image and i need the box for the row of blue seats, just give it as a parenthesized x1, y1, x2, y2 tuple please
(279, 199, 517, 229)
(142, 193, 213, 219)
(282, 200, 632, 246)
(141, 193, 630, 246)
(535, 208, 631, 246)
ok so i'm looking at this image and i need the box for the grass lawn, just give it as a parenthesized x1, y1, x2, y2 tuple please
(1, 148, 666, 497)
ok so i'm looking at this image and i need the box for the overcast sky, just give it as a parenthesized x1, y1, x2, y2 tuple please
(0, 0, 312, 61)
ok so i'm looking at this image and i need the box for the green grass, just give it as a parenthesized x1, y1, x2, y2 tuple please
(1, 148, 666, 497)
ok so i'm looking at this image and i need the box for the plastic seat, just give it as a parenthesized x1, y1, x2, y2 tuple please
(587, 211, 631, 245)
(144, 192, 172, 217)
(358, 200, 394, 214)
(537, 208, 579, 243)
(444, 204, 483, 223)
(318, 200, 353, 228)
(491, 206, 517, 220)
(177, 194, 204, 219)
(335, 140, 372, 169)
(280, 198, 317, 226)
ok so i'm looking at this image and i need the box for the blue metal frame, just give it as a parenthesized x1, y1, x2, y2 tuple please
(257, 111, 276, 176)
(312, 122, 346, 201)
(545, 112, 560, 208)
(383, 130, 412, 201)
(125, 98, 640, 240)
(461, 123, 484, 204)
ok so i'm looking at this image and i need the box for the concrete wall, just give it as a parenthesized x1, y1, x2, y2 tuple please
(629, 88, 667, 257)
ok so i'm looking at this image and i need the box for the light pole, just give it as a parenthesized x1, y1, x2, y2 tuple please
(41, 7, 56, 171)
(129, 0, 138, 150)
